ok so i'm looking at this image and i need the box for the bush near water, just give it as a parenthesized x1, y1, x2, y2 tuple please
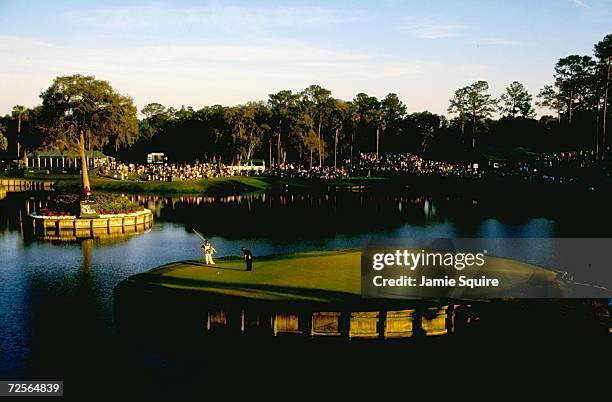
(39, 193, 143, 216)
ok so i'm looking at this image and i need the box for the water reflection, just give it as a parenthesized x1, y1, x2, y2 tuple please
(3, 189, 611, 254)
(123, 191, 568, 241)
(0, 189, 611, 384)
(203, 305, 460, 338)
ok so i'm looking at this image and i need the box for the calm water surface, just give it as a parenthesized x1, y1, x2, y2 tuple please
(0, 188, 610, 387)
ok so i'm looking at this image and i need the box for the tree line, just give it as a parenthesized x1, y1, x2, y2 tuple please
(1, 34, 610, 170)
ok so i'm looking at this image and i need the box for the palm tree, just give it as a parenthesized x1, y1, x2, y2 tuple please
(11, 105, 28, 165)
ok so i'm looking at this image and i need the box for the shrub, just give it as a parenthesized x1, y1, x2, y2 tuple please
(90, 193, 143, 214)
(39, 193, 143, 216)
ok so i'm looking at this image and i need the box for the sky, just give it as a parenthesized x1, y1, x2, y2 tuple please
(0, 0, 610, 117)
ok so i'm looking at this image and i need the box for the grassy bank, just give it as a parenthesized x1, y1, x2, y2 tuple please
(0, 172, 403, 195)
(122, 250, 569, 303)
(1, 171, 81, 181)
(53, 175, 393, 195)
(2, 171, 277, 195)
(3, 169, 606, 197)
(54, 175, 274, 195)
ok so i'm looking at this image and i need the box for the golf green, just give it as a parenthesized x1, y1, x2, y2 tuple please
(123, 250, 568, 302)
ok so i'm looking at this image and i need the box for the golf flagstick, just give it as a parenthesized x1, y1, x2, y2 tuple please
(193, 229, 206, 242)
(193, 229, 209, 263)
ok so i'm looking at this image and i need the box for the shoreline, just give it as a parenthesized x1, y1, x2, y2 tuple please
(2, 172, 609, 197)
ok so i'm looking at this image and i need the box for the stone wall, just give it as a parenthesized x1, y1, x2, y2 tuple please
(31, 209, 153, 240)
(205, 304, 469, 339)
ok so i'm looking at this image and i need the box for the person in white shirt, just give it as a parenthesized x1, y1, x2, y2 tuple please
(201, 240, 217, 265)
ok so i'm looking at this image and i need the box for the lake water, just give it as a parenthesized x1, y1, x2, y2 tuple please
(0, 188, 610, 393)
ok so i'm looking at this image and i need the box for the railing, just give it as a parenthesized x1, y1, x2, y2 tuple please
(0, 178, 55, 192)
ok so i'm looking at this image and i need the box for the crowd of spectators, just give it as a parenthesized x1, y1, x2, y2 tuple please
(349, 151, 607, 184)
(351, 153, 480, 177)
(96, 149, 605, 184)
(537, 150, 598, 168)
(487, 150, 603, 184)
(267, 164, 348, 179)
(99, 161, 232, 181)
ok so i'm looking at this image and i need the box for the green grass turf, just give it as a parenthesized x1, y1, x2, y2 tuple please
(52, 175, 393, 195)
(124, 250, 563, 302)
(0, 170, 82, 181)
(127, 250, 360, 302)
(54, 175, 274, 195)
(3, 171, 276, 194)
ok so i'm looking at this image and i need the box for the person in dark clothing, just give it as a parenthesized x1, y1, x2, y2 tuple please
(241, 246, 253, 271)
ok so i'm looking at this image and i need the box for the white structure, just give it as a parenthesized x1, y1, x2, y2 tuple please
(27, 150, 113, 171)
(147, 153, 166, 164)
(229, 159, 266, 175)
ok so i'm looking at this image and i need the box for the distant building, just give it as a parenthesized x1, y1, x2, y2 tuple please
(26, 150, 113, 171)
(147, 153, 166, 164)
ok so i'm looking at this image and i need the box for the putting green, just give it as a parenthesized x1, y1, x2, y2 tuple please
(124, 250, 567, 302)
